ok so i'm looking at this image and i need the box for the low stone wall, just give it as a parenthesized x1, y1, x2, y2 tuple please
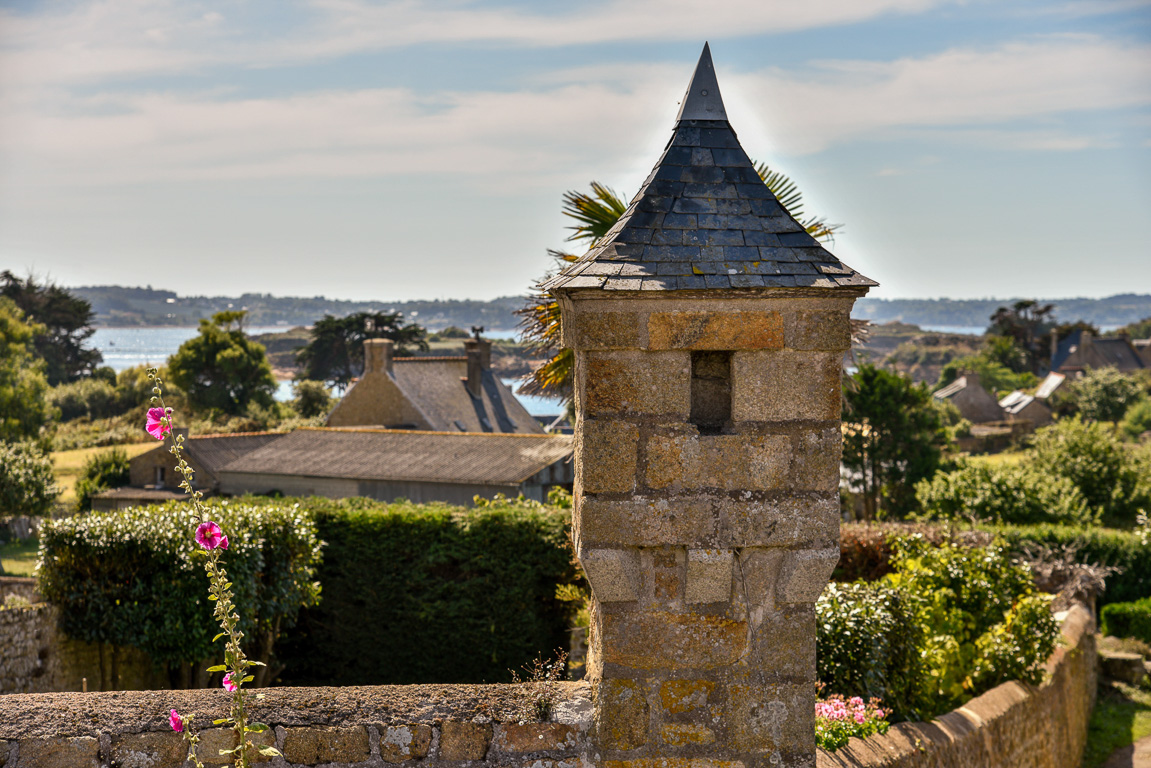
(0, 603, 166, 695)
(817, 604, 1096, 768)
(0, 576, 39, 604)
(0, 682, 592, 768)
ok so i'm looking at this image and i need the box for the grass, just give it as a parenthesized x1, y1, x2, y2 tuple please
(1083, 680, 1151, 768)
(965, 451, 1028, 468)
(51, 442, 154, 507)
(0, 537, 40, 578)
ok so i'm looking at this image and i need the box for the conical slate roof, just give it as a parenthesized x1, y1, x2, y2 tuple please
(545, 44, 876, 293)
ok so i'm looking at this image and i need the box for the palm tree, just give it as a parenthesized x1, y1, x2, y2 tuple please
(517, 164, 844, 399)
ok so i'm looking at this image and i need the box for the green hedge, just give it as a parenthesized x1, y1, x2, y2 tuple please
(838, 522, 1150, 608)
(1101, 598, 1151, 644)
(274, 496, 582, 685)
(37, 500, 322, 672)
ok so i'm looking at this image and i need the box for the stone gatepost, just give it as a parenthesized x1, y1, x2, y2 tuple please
(545, 44, 876, 768)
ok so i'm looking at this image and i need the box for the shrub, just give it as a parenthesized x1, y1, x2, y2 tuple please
(291, 379, 333, 418)
(915, 461, 1092, 526)
(274, 495, 582, 685)
(816, 582, 923, 721)
(37, 500, 322, 678)
(1100, 598, 1151, 645)
(74, 446, 131, 512)
(0, 441, 58, 517)
(1121, 398, 1151, 440)
(1068, 368, 1145, 423)
(48, 378, 124, 421)
(885, 537, 1059, 716)
(1029, 417, 1151, 528)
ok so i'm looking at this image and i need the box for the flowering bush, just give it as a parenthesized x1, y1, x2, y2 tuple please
(147, 370, 279, 767)
(815, 692, 890, 751)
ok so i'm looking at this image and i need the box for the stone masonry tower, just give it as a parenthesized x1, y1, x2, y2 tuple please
(545, 44, 876, 767)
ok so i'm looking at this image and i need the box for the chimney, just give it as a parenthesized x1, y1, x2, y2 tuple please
(363, 338, 394, 376)
(1080, 330, 1093, 350)
(965, 370, 981, 390)
(1050, 331, 1059, 368)
(463, 339, 486, 397)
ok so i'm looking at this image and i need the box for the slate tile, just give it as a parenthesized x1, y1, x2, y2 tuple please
(690, 148, 714, 166)
(763, 276, 798, 287)
(677, 275, 707, 289)
(735, 183, 771, 199)
(661, 146, 694, 165)
(788, 262, 818, 275)
(612, 244, 646, 258)
(640, 277, 676, 290)
(710, 147, 750, 167)
(679, 166, 726, 183)
(748, 198, 786, 217)
(682, 230, 707, 246)
(704, 274, 732, 288)
(662, 213, 698, 229)
(723, 246, 761, 261)
(672, 126, 701, 147)
(705, 230, 745, 246)
(645, 180, 686, 197)
(763, 215, 804, 233)
(694, 261, 722, 274)
(674, 197, 717, 214)
(779, 231, 818, 247)
(699, 246, 725, 260)
(697, 214, 723, 229)
(720, 263, 749, 274)
(759, 247, 798, 263)
(743, 231, 781, 247)
(579, 262, 624, 276)
(652, 164, 683, 181)
(603, 277, 643, 290)
(615, 227, 653, 244)
(723, 166, 763, 184)
(643, 245, 700, 262)
(730, 274, 766, 287)
(817, 263, 855, 275)
(715, 199, 752, 215)
(656, 262, 693, 275)
(650, 230, 684, 246)
(700, 128, 740, 148)
(617, 263, 656, 277)
(791, 247, 827, 262)
(626, 211, 662, 228)
(561, 276, 606, 288)
(684, 182, 738, 199)
(637, 196, 675, 213)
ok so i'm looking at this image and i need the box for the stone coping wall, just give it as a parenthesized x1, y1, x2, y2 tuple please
(0, 682, 592, 768)
(817, 604, 1096, 768)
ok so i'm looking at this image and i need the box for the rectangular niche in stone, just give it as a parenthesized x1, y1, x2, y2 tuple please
(690, 351, 731, 434)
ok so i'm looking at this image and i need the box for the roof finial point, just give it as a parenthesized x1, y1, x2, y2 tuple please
(676, 42, 727, 123)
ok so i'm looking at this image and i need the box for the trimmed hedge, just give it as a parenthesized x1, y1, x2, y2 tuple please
(274, 496, 582, 686)
(1101, 598, 1151, 644)
(38, 500, 322, 672)
(838, 522, 1150, 608)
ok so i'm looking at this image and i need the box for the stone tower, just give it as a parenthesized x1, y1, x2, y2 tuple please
(545, 44, 876, 767)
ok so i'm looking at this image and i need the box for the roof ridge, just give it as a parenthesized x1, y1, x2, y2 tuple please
(676, 42, 727, 122)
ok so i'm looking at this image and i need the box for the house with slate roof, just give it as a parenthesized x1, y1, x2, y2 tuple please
(216, 428, 572, 506)
(998, 390, 1053, 427)
(1051, 329, 1146, 375)
(932, 372, 1005, 424)
(326, 335, 542, 434)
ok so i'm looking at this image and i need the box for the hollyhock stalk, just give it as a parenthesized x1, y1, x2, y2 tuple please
(148, 369, 275, 768)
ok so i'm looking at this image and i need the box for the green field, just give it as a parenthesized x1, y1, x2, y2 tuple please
(51, 442, 154, 508)
(0, 537, 40, 577)
(965, 451, 1028, 468)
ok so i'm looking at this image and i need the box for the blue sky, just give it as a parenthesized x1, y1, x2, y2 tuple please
(1, 0, 1148, 302)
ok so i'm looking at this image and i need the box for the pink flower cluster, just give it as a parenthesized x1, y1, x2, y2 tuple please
(815, 695, 885, 725)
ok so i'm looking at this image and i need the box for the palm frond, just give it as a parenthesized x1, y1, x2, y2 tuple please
(753, 161, 842, 244)
(562, 182, 628, 245)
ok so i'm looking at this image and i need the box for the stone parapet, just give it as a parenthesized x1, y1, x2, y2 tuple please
(0, 682, 593, 768)
(817, 605, 1096, 768)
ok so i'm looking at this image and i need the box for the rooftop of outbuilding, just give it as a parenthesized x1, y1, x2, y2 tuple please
(544, 43, 875, 295)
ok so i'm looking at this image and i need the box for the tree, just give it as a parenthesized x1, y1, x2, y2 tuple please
(519, 164, 843, 397)
(986, 300, 1057, 375)
(74, 447, 130, 512)
(935, 354, 1036, 396)
(1067, 368, 1145, 423)
(292, 380, 334, 418)
(0, 441, 58, 517)
(0, 297, 53, 441)
(167, 311, 277, 415)
(296, 311, 428, 389)
(842, 364, 949, 521)
(981, 335, 1029, 374)
(0, 271, 102, 384)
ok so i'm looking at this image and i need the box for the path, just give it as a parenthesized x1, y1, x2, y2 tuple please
(1104, 734, 1151, 768)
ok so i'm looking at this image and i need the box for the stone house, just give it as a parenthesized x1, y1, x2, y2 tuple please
(326, 336, 542, 434)
(215, 428, 572, 505)
(1051, 329, 1146, 375)
(998, 390, 1053, 427)
(126, 430, 283, 492)
(932, 371, 1005, 423)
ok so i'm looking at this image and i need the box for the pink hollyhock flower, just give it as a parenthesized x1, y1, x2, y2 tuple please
(849, 696, 864, 707)
(169, 709, 184, 732)
(145, 407, 170, 440)
(195, 521, 226, 550)
(854, 711, 866, 724)
(223, 672, 239, 692)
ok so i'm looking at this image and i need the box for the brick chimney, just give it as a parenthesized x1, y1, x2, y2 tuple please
(965, 370, 981, 390)
(546, 43, 876, 768)
(363, 338, 394, 376)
